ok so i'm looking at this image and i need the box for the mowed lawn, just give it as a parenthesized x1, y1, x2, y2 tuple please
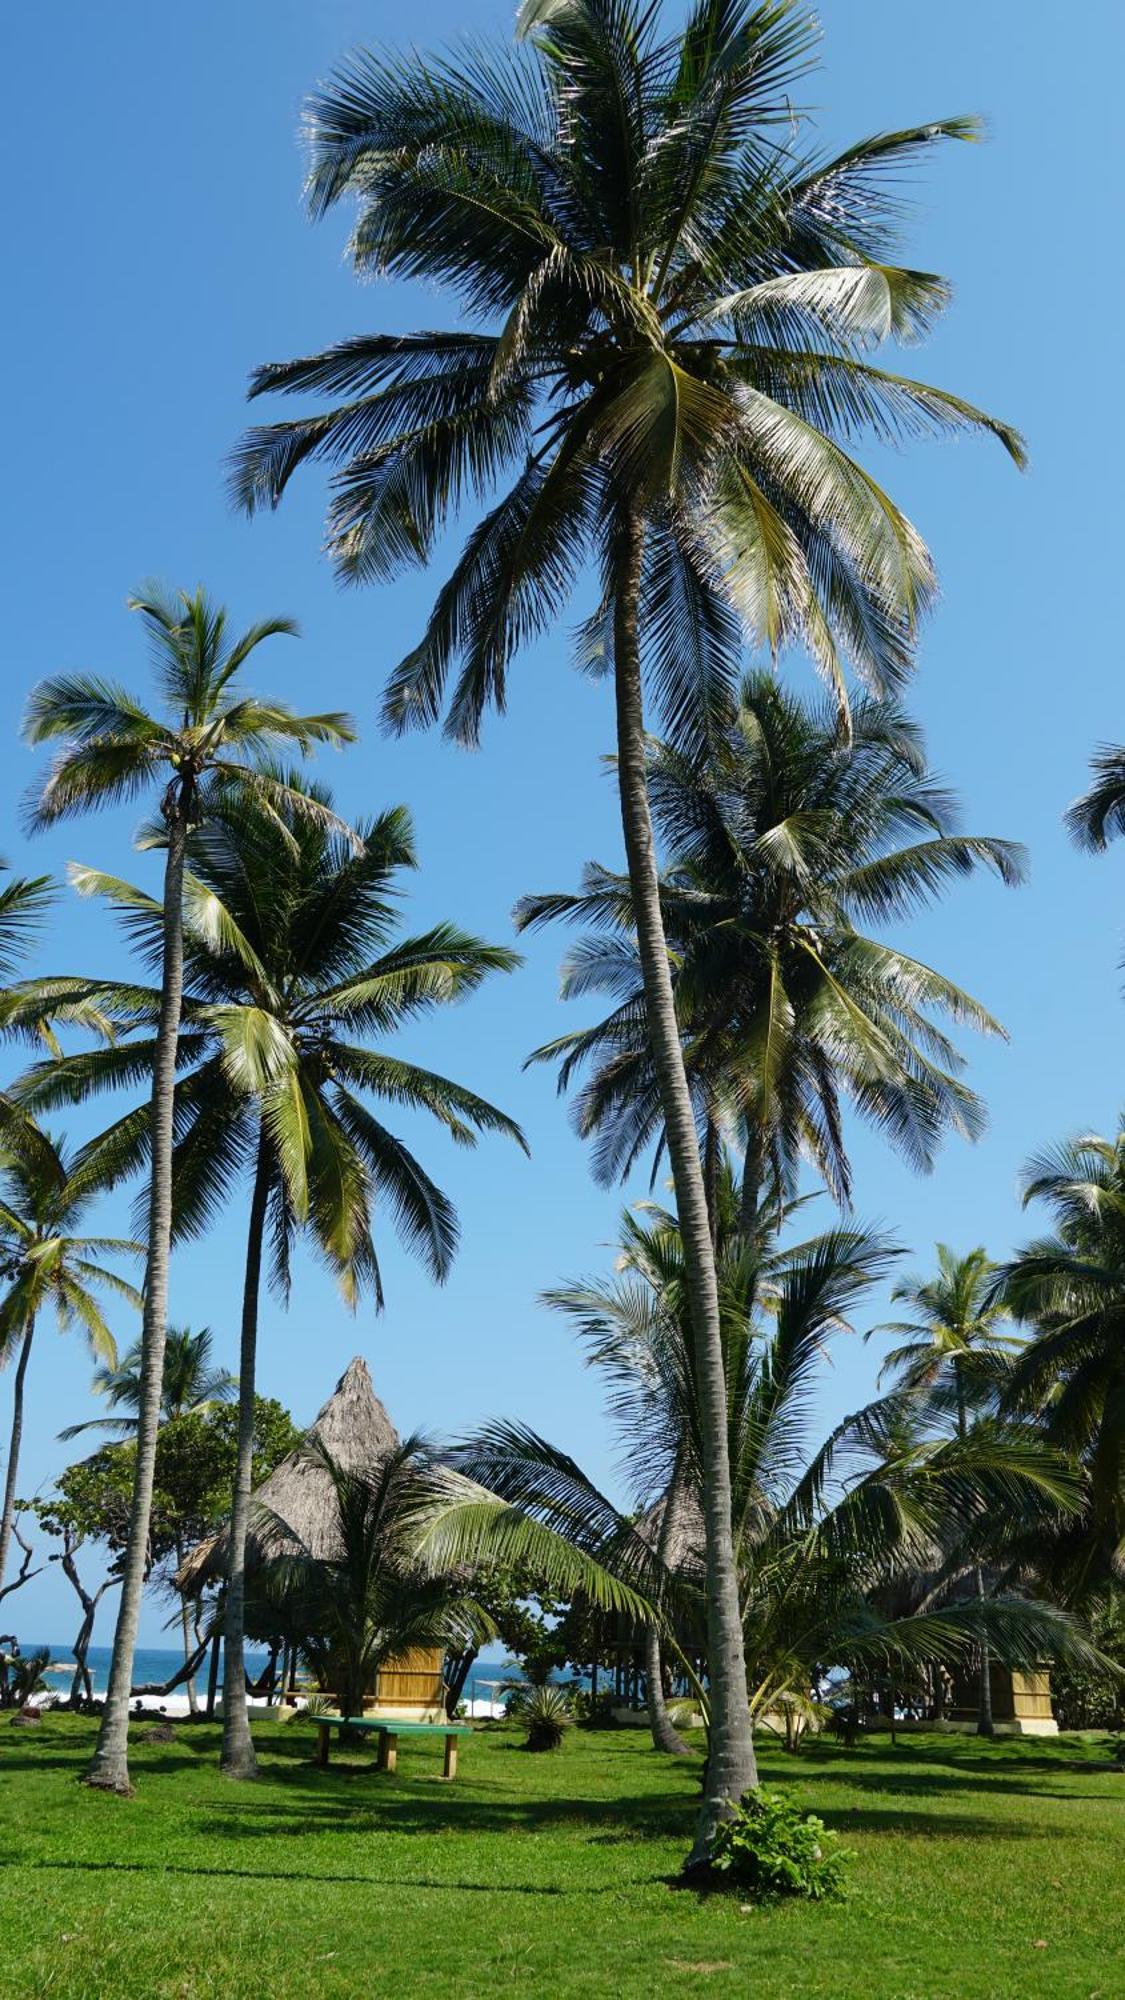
(0, 1715, 1121, 1999)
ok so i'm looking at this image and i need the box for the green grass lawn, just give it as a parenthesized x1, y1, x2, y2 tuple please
(0, 1713, 1120, 1999)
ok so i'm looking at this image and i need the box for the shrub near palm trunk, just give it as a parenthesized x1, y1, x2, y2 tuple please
(707, 1788, 850, 1901)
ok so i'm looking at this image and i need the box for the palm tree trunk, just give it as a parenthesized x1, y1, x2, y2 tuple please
(975, 1565, 995, 1737)
(646, 1456, 691, 1756)
(611, 512, 756, 1866)
(85, 810, 188, 1793)
(0, 1321, 34, 1592)
(738, 1131, 765, 1242)
(955, 1364, 994, 1739)
(175, 1547, 198, 1717)
(220, 1122, 271, 1779)
(703, 1117, 720, 1245)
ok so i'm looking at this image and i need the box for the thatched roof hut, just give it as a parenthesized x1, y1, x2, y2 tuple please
(177, 1355, 399, 1594)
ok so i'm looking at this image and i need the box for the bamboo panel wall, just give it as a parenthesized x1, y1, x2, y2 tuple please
(371, 1647, 445, 1717)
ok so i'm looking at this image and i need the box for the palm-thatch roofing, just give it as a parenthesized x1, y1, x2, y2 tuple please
(176, 1355, 399, 1594)
(635, 1486, 706, 1576)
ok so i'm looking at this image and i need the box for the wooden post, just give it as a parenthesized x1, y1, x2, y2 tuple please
(443, 1732, 459, 1781)
(377, 1729, 397, 1773)
(316, 1722, 330, 1769)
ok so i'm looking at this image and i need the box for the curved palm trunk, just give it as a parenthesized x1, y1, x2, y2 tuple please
(612, 513, 756, 1865)
(645, 1459, 691, 1757)
(85, 811, 188, 1793)
(220, 1123, 271, 1779)
(0, 1322, 35, 1591)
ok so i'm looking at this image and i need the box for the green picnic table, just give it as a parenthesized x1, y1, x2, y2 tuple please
(314, 1714, 473, 1779)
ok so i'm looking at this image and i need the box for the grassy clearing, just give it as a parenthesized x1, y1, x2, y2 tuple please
(0, 1714, 1120, 1999)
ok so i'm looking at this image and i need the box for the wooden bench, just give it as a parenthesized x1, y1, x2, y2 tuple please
(314, 1714, 472, 1779)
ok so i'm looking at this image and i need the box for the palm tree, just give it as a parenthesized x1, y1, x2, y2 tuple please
(1066, 749, 1125, 975)
(431, 1198, 1085, 1782)
(19, 781, 524, 1776)
(0, 864, 66, 1165)
(546, 1163, 789, 1754)
(0, 1133, 142, 1591)
(1066, 749, 1125, 854)
(257, 1438, 493, 1723)
(1000, 1128, 1125, 1605)
(875, 1245, 1021, 1734)
(520, 676, 1022, 1223)
(23, 584, 356, 1794)
(59, 1326, 236, 1442)
(232, 0, 1023, 1855)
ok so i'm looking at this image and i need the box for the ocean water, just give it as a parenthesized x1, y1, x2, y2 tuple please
(23, 1645, 269, 1695)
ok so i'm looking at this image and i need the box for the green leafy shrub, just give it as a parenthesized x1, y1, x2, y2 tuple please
(708, 1788, 851, 1901)
(507, 1682, 574, 1752)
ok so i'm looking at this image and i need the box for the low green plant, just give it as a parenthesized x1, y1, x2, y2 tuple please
(507, 1682, 574, 1752)
(1, 1649, 51, 1711)
(298, 1694, 336, 1721)
(707, 1788, 851, 1901)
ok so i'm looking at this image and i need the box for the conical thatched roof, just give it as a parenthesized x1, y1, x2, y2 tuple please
(635, 1486, 706, 1575)
(176, 1356, 399, 1594)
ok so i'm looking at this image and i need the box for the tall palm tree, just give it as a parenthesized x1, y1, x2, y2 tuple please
(875, 1245, 1020, 1734)
(0, 1134, 142, 1590)
(520, 676, 1022, 1223)
(23, 584, 356, 1794)
(232, 0, 1023, 1853)
(19, 781, 524, 1776)
(1000, 1128, 1125, 1605)
(58, 1324, 235, 1442)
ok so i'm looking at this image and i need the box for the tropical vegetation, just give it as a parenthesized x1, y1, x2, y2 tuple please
(16, 777, 523, 1775)
(21, 584, 356, 1793)
(230, 0, 1024, 1857)
(1, 4, 1122, 1983)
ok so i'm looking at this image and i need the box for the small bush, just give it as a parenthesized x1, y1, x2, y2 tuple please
(577, 1689, 621, 1730)
(507, 1682, 574, 1752)
(707, 1788, 851, 1901)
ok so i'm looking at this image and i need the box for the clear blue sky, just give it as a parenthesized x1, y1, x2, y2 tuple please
(2, 0, 1122, 1646)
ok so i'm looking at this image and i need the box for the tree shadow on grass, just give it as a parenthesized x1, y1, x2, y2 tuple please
(0, 1748, 196, 1780)
(820, 1804, 1035, 1839)
(779, 1758, 1115, 1807)
(28, 1856, 627, 1897)
(191, 1788, 692, 1845)
(792, 1740, 1111, 1781)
